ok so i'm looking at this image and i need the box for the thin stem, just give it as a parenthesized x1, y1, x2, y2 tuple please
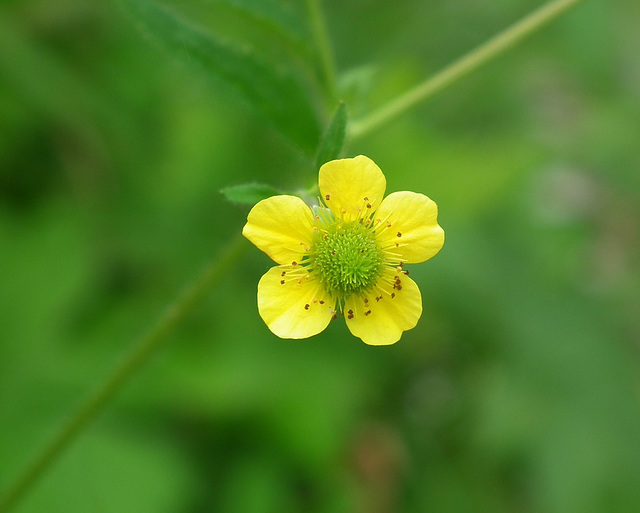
(305, 0, 337, 101)
(349, 0, 588, 140)
(0, 235, 247, 513)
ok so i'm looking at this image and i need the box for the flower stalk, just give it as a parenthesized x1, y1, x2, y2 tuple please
(0, 235, 247, 513)
(348, 0, 588, 140)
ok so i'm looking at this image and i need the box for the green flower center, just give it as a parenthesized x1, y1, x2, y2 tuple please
(310, 220, 385, 298)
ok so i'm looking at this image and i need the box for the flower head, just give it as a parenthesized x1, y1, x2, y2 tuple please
(242, 155, 444, 345)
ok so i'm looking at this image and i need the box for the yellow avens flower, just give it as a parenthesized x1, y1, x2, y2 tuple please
(242, 155, 445, 345)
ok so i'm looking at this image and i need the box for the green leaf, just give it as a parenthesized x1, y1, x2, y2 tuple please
(122, 0, 321, 152)
(220, 183, 281, 204)
(315, 101, 347, 170)
(209, 0, 309, 41)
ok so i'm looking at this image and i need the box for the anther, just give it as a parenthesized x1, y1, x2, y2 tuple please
(325, 194, 330, 201)
(292, 261, 297, 266)
(280, 280, 285, 285)
(391, 293, 396, 298)
(347, 309, 354, 319)
(281, 271, 286, 276)
(397, 232, 402, 237)
(304, 304, 310, 310)
(365, 310, 372, 316)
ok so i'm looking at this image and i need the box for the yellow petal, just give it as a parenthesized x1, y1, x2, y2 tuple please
(242, 195, 314, 265)
(318, 155, 386, 223)
(375, 191, 444, 264)
(344, 268, 422, 345)
(257, 265, 334, 339)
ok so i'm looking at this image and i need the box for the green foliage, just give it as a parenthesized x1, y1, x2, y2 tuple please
(315, 101, 347, 169)
(122, 0, 322, 152)
(209, 0, 309, 41)
(221, 182, 281, 204)
(2, 0, 640, 512)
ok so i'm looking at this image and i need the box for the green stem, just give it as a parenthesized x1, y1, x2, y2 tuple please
(305, 0, 337, 101)
(348, 0, 588, 140)
(0, 235, 247, 513)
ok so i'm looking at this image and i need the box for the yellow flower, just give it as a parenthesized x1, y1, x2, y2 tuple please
(242, 155, 444, 345)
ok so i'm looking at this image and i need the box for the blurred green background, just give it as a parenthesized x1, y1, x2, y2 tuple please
(2, 0, 640, 512)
